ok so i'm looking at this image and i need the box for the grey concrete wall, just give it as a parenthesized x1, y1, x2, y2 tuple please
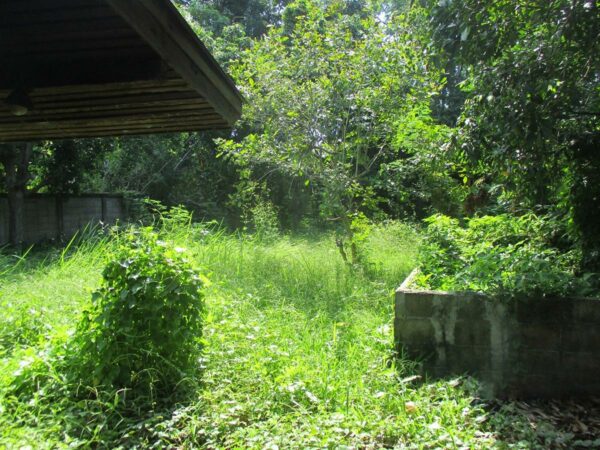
(395, 288, 600, 399)
(0, 194, 125, 245)
(0, 199, 8, 245)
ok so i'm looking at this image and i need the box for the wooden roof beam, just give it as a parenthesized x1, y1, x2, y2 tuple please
(107, 0, 243, 127)
(0, 56, 164, 90)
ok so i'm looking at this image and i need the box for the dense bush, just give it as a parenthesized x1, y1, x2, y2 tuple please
(416, 214, 594, 297)
(74, 227, 207, 399)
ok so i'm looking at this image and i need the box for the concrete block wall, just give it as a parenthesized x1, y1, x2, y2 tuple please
(62, 196, 103, 237)
(24, 196, 57, 242)
(395, 288, 600, 399)
(0, 194, 125, 245)
(104, 197, 124, 224)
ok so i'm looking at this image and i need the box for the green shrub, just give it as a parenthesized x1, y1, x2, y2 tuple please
(248, 200, 280, 241)
(74, 227, 207, 399)
(416, 213, 594, 297)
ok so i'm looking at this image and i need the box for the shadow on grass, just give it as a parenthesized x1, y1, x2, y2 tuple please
(1, 341, 206, 448)
(484, 397, 600, 449)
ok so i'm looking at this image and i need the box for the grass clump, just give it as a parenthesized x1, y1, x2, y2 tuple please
(0, 233, 108, 356)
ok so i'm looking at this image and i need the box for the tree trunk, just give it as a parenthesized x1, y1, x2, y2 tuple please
(0, 143, 32, 249)
(7, 182, 25, 247)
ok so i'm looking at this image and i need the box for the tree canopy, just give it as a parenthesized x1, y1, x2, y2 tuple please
(430, 0, 600, 269)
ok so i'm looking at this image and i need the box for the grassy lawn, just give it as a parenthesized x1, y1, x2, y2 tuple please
(0, 223, 579, 449)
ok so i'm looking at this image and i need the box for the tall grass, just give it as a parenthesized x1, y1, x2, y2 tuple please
(0, 231, 110, 355)
(0, 221, 542, 448)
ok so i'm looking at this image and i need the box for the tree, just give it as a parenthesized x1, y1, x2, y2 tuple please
(219, 0, 459, 254)
(175, 0, 292, 37)
(29, 139, 113, 194)
(0, 143, 32, 247)
(429, 0, 600, 271)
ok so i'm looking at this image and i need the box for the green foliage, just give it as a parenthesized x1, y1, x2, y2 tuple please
(152, 201, 195, 236)
(73, 227, 207, 398)
(219, 0, 459, 227)
(378, 103, 464, 218)
(247, 200, 281, 241)
(176, 0, 291, 38)
(5, 0, 467, 233)
(27, 139, 113, 194)
(428, 0, 600, 269)
(416, 213, 594, 297)
(335, 211, 378, 267)
(69, 133, 241, 224)
(359, 219, 421, 281)
(0, 307, 47, 354)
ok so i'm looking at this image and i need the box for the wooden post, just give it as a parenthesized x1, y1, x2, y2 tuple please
(101, 195, 107, 223)
(55, 195, 64, 242)
(0, 143, 32, 249)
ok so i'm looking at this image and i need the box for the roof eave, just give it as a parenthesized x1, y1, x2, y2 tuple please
(106, 0, 243, 127)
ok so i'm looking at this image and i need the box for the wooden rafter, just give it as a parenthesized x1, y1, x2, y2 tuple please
(0, 0, 243, 142)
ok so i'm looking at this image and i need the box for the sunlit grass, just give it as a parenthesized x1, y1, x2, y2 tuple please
(0, 222, 545, 448)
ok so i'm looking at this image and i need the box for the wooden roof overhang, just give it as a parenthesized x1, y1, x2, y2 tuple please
(0, 0, 243, 142)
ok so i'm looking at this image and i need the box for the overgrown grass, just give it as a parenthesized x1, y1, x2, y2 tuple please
(0, 222, 571, 448)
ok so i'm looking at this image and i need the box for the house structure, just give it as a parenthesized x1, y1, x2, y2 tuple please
(0, 0, 243, 245)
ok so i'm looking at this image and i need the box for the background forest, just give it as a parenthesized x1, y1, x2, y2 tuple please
(1, 0, 599, 276)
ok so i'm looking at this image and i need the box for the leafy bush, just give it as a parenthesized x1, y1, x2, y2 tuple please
(133, 198, 194, 231)
(73, 227, 207, 399)
(248, 200, 280, 241)
(416, 214, 594, 297)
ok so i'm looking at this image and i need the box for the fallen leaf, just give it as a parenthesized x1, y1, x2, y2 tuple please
(405, 401, 418, 414)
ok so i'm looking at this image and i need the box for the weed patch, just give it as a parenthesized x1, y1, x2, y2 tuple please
(0, 221, 580, 448)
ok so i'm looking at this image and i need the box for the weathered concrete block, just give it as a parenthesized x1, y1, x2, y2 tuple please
(394, 291, 407, 322)
(395, 318, 436, 355)
(513, 350, 561, 376)
(456, 296, 487, 322)
(446, 345, 492, 374)
(0, 194, 125, 245)
(517, 325, 561, 351)
(404, 292, 434, 317)
(454, 320, 491, 347)
(562, 326, 600, 353)
(395, 286, 600, 399)
(515, 298, 573, 324)
(573, 298, 600, 323)
(561, 352, 600, 384)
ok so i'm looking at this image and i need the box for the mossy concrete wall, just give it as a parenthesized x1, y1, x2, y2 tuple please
(394, 288, 600, 398)
(0, 193, 125, 245)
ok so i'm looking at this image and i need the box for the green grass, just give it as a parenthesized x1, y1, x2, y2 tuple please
(0, 222, 567, 448)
